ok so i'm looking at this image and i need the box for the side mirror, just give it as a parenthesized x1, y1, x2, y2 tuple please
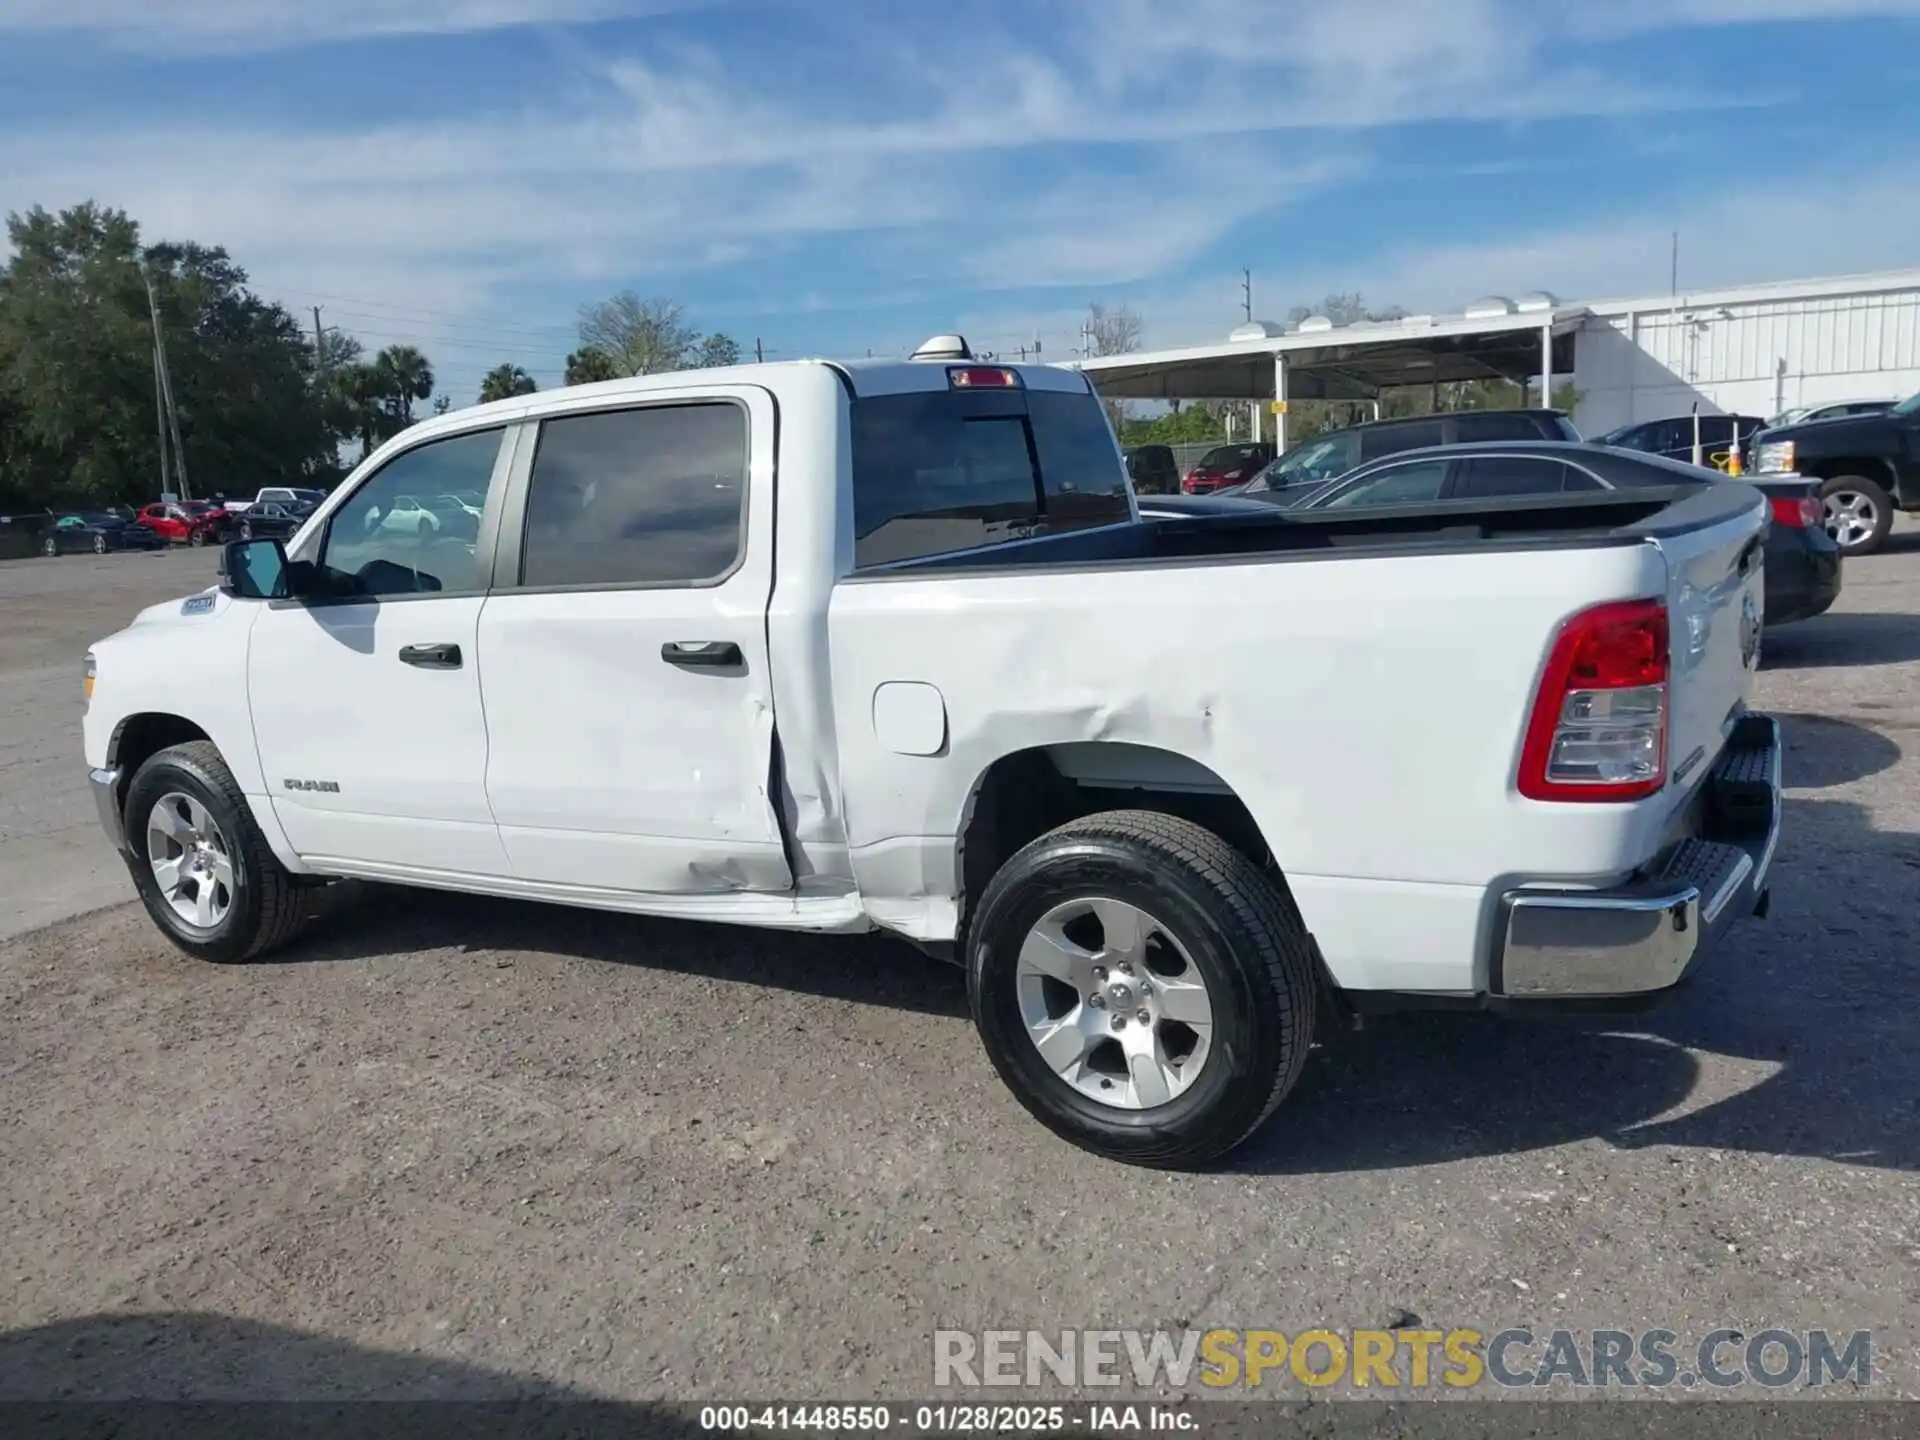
(220, 538, 292, 599)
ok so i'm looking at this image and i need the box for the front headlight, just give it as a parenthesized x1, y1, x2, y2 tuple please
(82, 651, 96, 708)
(1754, 440, 1796, 474)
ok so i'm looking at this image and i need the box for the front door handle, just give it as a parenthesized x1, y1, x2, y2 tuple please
(661, 641, 743, 669)
(399, 643, 463, 670)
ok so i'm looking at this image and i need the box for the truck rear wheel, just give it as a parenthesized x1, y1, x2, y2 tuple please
(123, 741, 314, 964)
(1820, 474, 1894, 555)
(967, 810, 1317, 1169)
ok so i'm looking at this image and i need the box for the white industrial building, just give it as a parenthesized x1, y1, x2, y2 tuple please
(1071, 267, 1920, 447)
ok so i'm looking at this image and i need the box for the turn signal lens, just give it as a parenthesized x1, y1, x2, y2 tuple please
(83, 652, 96, 705)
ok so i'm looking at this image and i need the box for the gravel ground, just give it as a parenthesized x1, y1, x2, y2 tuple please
(1, 527, 1916, 1406)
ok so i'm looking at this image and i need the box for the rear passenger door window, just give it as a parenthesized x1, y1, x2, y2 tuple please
(519, 402, 747, 588)
(1453, 456, 1573, 498)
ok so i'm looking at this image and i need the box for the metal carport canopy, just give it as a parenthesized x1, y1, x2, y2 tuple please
(1066, 305, 1590, 402)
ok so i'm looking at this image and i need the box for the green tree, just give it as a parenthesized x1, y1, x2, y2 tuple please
(0, 201, 333, 508)
(564, 346, 622, 386)
(478, 363, 537, 403)
(695, 333, 741, 368)
(372, 344, 433, 430)
(575, 293, 742, 376)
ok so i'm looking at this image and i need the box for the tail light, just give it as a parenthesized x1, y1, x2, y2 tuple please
(1181, 473, 1200, 494)
(1768, 494, 1822, 529)
(1519, 598, 1669, 802)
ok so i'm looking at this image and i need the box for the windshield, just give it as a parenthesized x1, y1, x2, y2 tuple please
(1252, 433, 1358, 490)
(1892, 391, 1920, 418)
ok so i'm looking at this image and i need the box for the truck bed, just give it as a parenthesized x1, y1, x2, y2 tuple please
(867, 482, 1754, 577)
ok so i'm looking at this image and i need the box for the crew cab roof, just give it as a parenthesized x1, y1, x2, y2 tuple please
(438, 355, 1097, 439)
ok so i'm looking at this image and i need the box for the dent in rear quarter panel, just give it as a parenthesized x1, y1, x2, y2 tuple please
(827, 541, 1681, 990)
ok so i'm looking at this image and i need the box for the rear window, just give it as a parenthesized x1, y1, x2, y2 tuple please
(1452, 413, 1541, 443)
(1197, 445, 1266, 467)
(851, 387, 1129, 568)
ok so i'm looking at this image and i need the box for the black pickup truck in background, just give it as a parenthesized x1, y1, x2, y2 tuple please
(1749, 391, 1920, 555)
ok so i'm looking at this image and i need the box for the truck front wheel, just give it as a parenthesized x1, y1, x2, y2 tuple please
(967, 810, 1317, 1169)
(123, 741, 314, 964)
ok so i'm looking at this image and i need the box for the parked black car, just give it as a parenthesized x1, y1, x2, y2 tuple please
(40, 512, 169, 556)
(1196, 441, 1838, 627)
(1226, 410, 1581, 501)
(1123, 444, 1181, 495)
(1598, 413, 1766, 470)
(233, 500, 315, 542)
(1747, 389, 1920, 555)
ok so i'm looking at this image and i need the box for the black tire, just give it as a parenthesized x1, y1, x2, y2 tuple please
(1819, 474, 1894, 556)
(239, 521, 253, 541)
(41, 536, 58, 557)
(122, 741, 314, 964)
(968, 810, 1317, 1169)
(188, 528, 206, 547)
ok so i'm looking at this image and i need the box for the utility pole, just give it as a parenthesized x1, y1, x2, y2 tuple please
(755, 337, 765, 364)
(1670, 231, 1679, 297)
(141, 260, 190, 500)
(1242, 269, 1253, 323)
(150, 343, 171, 502)
(313, 306, 328, 375)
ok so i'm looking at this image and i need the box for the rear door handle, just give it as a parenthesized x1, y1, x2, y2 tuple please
(661, 641, 743, 669)
(399, 643, 463, 670)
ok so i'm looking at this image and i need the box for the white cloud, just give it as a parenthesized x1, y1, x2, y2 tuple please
(0, 0, 682, 50)
(1046, 162, 1920, 355)
(1567, 0, 1920, 35)
(5, 0, 1914, 403)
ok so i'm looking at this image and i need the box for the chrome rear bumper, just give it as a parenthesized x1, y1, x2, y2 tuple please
(1493, 713, 1781, 1002)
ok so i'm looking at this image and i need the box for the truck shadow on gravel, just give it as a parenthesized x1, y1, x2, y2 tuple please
(0, 1311, 701, 1435)
(284, 886, 969, 1021)
(1762, 611, 1920, 671)
(1235, 714, 1919, 1177)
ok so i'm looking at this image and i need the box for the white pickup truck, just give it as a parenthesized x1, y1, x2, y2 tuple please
(81, 339, 1782, 1167)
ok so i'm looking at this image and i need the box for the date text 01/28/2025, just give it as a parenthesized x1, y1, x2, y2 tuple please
(698, 1404, 1196, 1433)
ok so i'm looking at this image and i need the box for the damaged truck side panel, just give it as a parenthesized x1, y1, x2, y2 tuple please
(82, 347, 1781, 1168)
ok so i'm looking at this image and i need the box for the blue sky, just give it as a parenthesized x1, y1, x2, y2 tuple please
(3, 0, 1918, 405)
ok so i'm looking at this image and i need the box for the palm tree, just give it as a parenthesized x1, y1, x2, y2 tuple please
(372, 345, 434, 433)
(479, 364, 538, 404)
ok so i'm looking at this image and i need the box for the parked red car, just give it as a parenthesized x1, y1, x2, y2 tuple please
(137, 501, 230, 547)
(1181, 442, 1275, 494)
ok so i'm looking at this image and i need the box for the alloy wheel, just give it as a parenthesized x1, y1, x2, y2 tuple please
(145, 791, 235, 931)
(1014, 897, 1214, 1110)
(1824, 490, 1879, 551)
